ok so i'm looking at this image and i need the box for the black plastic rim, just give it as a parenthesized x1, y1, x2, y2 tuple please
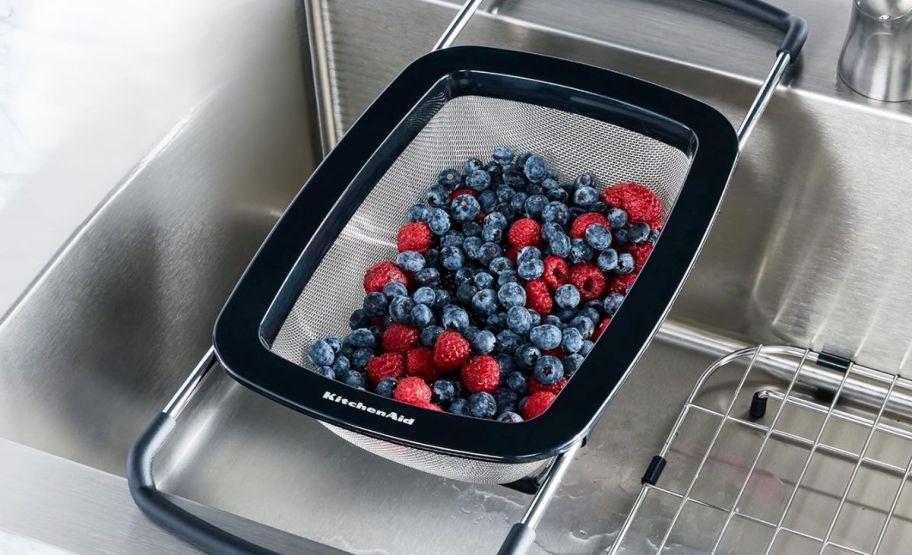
(214, 46, 738, 464)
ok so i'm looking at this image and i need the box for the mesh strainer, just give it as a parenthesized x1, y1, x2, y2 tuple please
(129, 1, 807, 554)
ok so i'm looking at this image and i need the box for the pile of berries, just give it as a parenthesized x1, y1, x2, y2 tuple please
(307, 148, 662, 422)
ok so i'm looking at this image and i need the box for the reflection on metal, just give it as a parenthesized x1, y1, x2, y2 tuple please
(839, 0, 912, 102)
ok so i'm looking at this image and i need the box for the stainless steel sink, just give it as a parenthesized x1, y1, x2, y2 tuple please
(3, 0, 912, 553)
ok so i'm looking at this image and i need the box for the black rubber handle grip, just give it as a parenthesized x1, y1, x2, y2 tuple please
(707, 0, 808, 59)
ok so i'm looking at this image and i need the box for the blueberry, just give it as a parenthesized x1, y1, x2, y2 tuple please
(507, 306, 534, 335)
(478, 242, 503, 266)
(547, 187, 569, 202)
(485, 160, 504, 178)
(489, 256, 513, 275)
(542, 201, 569, 226)
(478, 189, 497, 212)
(461, 169, 490, 192)
(555, 309, 577, 323)
(561, 327, 583, 353)
(529, 324, 562, 350)
(440, 231, 464, 249)
(455, 267, 475, 285)
(543, 314, 562, 327)
(463, 236, 483, 259)
(498, 270, 519, 286)
(349, 308, 369, 330)
(456, 283, 478, 305)
(308, 340, 335, 366)
(434, 288, 451, 308)
(596, 249, 619, 272)
(510, 192, 529, 214)
(495, 202, 516, 220)
(573, 186, 599, 207)
(502, 167, 525, 188)
(569, 238, 594, 263)
(463, 326, 479, 344)
(574, 173, 596, 189)
(474, 271, 494, 289)
(579, 339, 594, 356)
(395, 250, 426, 272)
(383, 281, 409, 298)
(331, 355, 350, 374)
(441, 246, 466, 271)
(432, 380, 457, 404)
(449, 398, 470, 416)
(485, 211, 508, 230)
(324, 337, 342, 353)
(376, 377, 398, 397)
(427, 207, 451, 235)
(525, 194, 548, 218)
(496, 353, 516, 375)
(569, 315, 595, 338)
(487, 312, 507, 332)
(606, 207, 628, 228)
(471, 329, 496, 354)
(468, 392, 497, 418)
(421, 325, 444, 347)
(569, 206, 585, 221)
(592, 201, 608, 214)
(314, 366, 335, 379)
(408, 203, 429, 222)
(563, 354, 584, 376)
(496, 330, 523, 353)
(585, 224, 612, 250)
(517, 246, 542, 264)
(471, 288, 498, 316)
(517, 258, 544, 280)
(628, 222, 650, 244)
(463, 221, 483, 238)
(492, 146, 515, 166)
(426, 185, 449, 207)
(343, 370, 366, 388)
(554, 284, 581, 309)
(648, 228, 661, 243)
(389, 296, 415, 323)
(438, 168, 463, 190)
(442, 304, 470, 332)
(482, 223, 503, 242)
(527, 309, 542, 326)
(349, 328, 376, 348)
(614, 228, 629, 246)
(362, 292, 389, 317)
(498, 282, 526, 308)
(413, 286, 436, 306)
(414, 267, 440, 286)
(542, 177, 561, 191)
(497, 411, 523, 423)
(424, 248, 440, 267)
(515, 152, 532, 170)
(526, 182, 545, 196)
(523, 155, 550, 183)
(579, 307, 601, 325)
(533, 355, 564, 384)
(339, 337, 354, 356)
(495, 185, 514, 203)
(411, 303, 434, 327)
(616, 253, 635, 274)
(516, 343, 542, 370)
(351, 348, 373, 369)
(541, 222, 562, 242)
(369, 325, 384, 342)
(451, 194, 481, 223)
(602, 293, 625, 316)
(495, 387, 519, 413)
(506, 371, 528, 393)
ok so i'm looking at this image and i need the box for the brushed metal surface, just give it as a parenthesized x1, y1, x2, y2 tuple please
(839, 0, 912, 101)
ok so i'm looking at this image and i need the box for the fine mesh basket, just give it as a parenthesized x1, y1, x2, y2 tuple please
(129, 1, 806, 553)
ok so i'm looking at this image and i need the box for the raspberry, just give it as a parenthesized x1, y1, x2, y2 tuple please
(569, 212, 609, 239)
(433, 330, 471, 370)
(397, 222, 433, 253)
(569, 263, 606, 301)
(529, 376, 568, 394)
(366, 352, 404, 385)
(521, 391, 556, 420)
(506, 248, 520, 263)
(541, 347, 564, 359)
(602, 183, 663, 225)
(607, 273, 638, 294)
(593, 317, 611, 340)
(393, 376, 432, 405)
(623, 243, 654, 272)
(542, 256, 570, 290)
(448, 187, 477, 201)
(461, 355, 501, 394)
(382, 323, 419, 353)
(507, 218, 542, 250)
(412, 400, 443, 412)
(525, 279, 553, 315)
(405, 347, 442, 381)
(363, 260, 408, 293)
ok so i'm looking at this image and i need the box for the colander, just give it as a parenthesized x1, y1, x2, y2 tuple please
(128, 1, 807, 553)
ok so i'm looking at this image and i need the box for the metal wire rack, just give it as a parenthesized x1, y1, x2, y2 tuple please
(610, 345, 912, 554)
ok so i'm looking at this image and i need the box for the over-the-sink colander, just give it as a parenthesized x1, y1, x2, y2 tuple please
(128, 1, 807, 553)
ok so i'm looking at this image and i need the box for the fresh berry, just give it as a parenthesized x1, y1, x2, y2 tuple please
(397, 222, 432, 253)
(375, 377, 398, 397)
(554, 284, 581, 310)
(466, 170, 492, 191)
(470, 329, 496, 354)
(441, 304, 470, 332)
(451, 194, 482, 222)
(432, 379, 458, 404)
(393, 376, 433, 405)
(438, 168, 463, 189)
(533, 355, 564, 384)
(616, 253, 635, 275)
(573, 186, 599, 207)
(363, 261, 408, 293)
(420, 325, 444, 347)
(523, 155, 549, 183)
(606, 207, 628, 229)
(468, 392, 498, 418)
(495, 387, 519, 413)
(603, 292, 625, 316)
(349, 328, 376, 348)
(405, 347, 441, 381)
(343, 370, 366, 388)
(516, 343, 542, 370)
(569, 238, 593, 263)
(389, 296, 415, 323)
(525, 279, 553, 315)
(461, 355, 501, 394)
(569, 263, 607, 301)
(548, 231, 571, 257)
(498, 282, 526, 308)
(561, 327, 583, 353)
(413, 400, 443, 412)
(569, 212, 608, 239)
(395, 251, 426, 272)
(596, 249, 619, 272)
(525, 194, 548, 218)
(313, 366, 335, 379)
(529, 376, 568, 394)
(505, 371, 528, 393)
(521, 391, 556, 420)
(426, 207, 451, 235)
(607, 272, 637, 294)
(627, 222, 651, 244)
(594, 317, 611, 339)
(308, 340, 335, 367)
(563, 354, 584, 375)
(411, 304, 434, 329)
(471, 288, 498, 316)
(542, 256, 570, 290)
(624, 242, 654, 271)
(433, 330, 471, 370)
(529, 324, 562, 350)
(497, 411, 523, 423)
(492, 146, 515, 166)
(507, 218, 542, 250)
(506, 306, 534, 335)
(602, 182, 663, 225)
(542, 201, 570, 226)
(366, 352, 405, 385)
(584, 224, 612, 250)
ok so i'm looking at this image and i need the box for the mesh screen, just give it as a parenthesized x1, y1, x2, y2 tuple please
(270, 95, 692, 482)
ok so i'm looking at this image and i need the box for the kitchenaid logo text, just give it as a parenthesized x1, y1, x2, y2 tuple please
(323, 391, 415, 425)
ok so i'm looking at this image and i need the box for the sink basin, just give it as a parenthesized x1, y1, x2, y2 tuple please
(3, 0, 912, 553)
